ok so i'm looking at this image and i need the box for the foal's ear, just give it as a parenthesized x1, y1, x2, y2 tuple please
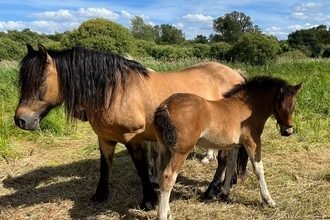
(295, 83, 302, 93)
(26, 44, 34, 54)
(37, 44, 51, 63)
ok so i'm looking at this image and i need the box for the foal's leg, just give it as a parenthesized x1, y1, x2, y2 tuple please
(250, 156, 276, 207)
(221, 148, 239, 202)
(201, 148, 215, 163)
(91, 137, 117, 202)
(126, 142, 157, 211)
(158, 145, 190, 220)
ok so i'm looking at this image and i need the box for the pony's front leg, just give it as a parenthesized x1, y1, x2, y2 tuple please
(126, 142, 157, 211)
(91, 137, 117, 202)
(250, 158, 276, 207)
(221, 148, 238, 202)
(158, 145, 189, 220)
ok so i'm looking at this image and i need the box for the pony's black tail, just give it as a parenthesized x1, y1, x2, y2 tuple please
(237, 145, 249, 181)
(153, 106, 178, 148)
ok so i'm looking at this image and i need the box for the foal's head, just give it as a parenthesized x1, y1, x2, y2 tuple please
(273, 83, 302, 136)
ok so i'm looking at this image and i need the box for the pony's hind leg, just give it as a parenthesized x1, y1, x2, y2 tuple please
(221, 148, 239, 202)
(250, 158, 276, 207)
(158, 145, 190, 220)
(201, 148, 215, 163)
(204, 150, 228, 199)
(126, 142, 157, 211)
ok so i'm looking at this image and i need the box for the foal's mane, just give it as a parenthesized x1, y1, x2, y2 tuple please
(223, 75, 292, 98)
(19, 46, 149, 118)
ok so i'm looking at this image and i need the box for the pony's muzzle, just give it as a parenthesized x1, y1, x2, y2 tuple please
(14, 111, 40, 131)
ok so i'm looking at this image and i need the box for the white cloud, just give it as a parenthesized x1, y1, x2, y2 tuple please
(174, 22, 184, 29)
(182, 14, 214, 23)
(291, 12, 308, 20)
(292, 3, 327, 12)
(121, 10, 133, 19)
(30, 7, 119, 22)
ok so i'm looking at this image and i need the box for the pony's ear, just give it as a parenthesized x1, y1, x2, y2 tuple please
(37, 44, 50, 62)
(295, 83, 302, 93)
(26, 44, 34, 54)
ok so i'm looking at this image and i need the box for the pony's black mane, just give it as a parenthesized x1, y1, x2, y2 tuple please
(19, 46, 149, 118)
(223, 75, 292, 98)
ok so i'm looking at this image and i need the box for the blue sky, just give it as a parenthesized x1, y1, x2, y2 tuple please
(0, 0, 330, 40)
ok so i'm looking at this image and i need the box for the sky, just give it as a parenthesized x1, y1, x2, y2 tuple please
(0, 0, 330, 40)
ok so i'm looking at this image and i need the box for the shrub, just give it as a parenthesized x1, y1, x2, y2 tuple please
(209, 42, 231, 61)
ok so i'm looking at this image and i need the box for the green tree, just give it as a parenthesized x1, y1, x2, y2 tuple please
(288, 29, 322, 57)
(155, 24, 186, 45)
(61, 18, 135, 54)
(194, 35, 208, 44)
(229, 32, 280, 65)
(212, 11, 261, 44)
(130, 16, 155, 42)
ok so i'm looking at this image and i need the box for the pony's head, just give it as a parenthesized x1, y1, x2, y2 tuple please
(273, 83, 302, 136)
(14, 44, 62, 131)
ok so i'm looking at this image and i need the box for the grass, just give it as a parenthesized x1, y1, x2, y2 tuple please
(0, 58, 330, 219)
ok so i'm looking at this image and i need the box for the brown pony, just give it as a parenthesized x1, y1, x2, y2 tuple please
(153, 76, 301, 219)
(14, 44, 245, 210)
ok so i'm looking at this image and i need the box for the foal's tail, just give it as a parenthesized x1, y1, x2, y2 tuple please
(153, 105, 178, 148)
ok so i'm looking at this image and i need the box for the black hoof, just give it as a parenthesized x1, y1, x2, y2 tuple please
(90, 193, 109, 202)
(151, 181, 159, 189)
(204, 185, 221, 200)
(140, 200, 157, 211)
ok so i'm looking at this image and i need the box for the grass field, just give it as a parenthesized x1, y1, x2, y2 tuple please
(0, 58, 329, 219)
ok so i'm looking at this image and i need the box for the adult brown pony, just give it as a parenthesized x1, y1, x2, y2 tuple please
(14, 44, 245, 211)
(153, 76, 301, 219)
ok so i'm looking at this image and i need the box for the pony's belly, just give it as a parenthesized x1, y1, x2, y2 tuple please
(196, 137, 239, 150)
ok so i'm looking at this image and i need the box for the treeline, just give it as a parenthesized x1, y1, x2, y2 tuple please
(1, 11, 330, 65)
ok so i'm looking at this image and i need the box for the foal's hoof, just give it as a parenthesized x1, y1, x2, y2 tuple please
(261, 198, 276, 207)
(90, 193, 109, 203)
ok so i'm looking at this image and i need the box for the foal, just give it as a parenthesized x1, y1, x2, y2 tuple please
(153, 76, 301, 219)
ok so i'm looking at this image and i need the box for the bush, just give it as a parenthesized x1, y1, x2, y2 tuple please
(61, 18, 135, 55)
(149, 45, 193, 61)
(229, 32, 281, 65)
(209, 42, 231, 61)
(192, 43, 210, 59)
(279, 49, 307, 60)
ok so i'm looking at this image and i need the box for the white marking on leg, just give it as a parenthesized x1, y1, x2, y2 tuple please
(252, 159, 276, 207)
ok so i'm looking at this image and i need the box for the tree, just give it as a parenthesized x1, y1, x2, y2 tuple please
(194, 35, 208, 44)
(130, 16, 156, 42)
(212, 11, 261, 44)
(155, 24, 186, 45)
(61, 18, 135, 54)
(288, 29, 322, 58)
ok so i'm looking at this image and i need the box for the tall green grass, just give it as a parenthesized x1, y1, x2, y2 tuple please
(1, 58, 330, 158)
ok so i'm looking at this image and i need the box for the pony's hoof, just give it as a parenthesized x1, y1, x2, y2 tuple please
(90, 193, 109, 202)
(139, 200, 156, 211)
(203, 186, 220, 199)
(220, 193, 231, 203)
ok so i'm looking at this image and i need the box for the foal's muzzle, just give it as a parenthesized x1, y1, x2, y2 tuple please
(279, 124, 293, 136)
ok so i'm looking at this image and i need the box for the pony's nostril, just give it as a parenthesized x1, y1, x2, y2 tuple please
(19, 118, 26, 128)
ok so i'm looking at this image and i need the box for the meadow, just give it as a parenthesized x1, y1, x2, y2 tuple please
(0, 58, 329, 219)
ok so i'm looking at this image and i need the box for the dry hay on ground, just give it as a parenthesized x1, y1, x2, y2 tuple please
(1, 121, 330, 220)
